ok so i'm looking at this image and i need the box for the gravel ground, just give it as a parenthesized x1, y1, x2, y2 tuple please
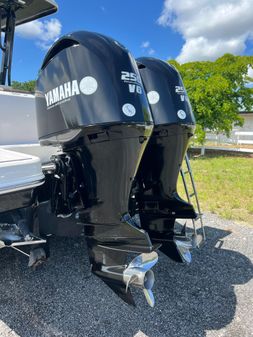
(0, 213, 252, 337)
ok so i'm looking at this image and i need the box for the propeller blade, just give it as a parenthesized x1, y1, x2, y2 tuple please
(143, 288, 155, 307)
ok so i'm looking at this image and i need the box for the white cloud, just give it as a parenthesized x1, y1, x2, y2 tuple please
(148, 49, 155, 56)
(16, 18, 62, 50)
(141, 41, 150, 48)
(157, 0, 253, 63)
(141, 41, 156, 56)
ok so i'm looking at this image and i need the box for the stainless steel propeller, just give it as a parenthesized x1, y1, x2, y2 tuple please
(123, 251, 158, 307)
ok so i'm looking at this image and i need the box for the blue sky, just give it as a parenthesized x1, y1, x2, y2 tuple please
(13, 0, 180, 81)
(12, 0, 253, 82)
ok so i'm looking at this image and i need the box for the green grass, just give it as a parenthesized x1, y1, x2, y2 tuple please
(177, 155, 253, 225)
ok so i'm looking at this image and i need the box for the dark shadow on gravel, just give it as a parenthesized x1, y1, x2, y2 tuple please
(0, 225, 252, 337)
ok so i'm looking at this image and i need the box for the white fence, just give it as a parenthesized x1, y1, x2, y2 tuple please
(204, 113, 253, 146)
(205, 130, 253, 146)
(234, 132, 253, 145)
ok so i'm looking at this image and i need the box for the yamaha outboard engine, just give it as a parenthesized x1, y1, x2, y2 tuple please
(35, 32, 158, 306)
(134, 57, 198, 263)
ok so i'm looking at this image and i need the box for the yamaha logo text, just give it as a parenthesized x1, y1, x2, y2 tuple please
(45, 76, 98, 109)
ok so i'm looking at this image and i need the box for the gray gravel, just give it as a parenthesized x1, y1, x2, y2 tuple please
(0, 213, 252, 337)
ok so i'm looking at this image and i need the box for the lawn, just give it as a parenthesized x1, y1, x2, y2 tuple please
(177, 155, 253, 225)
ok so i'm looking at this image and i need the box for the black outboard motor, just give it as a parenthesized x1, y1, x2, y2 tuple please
(36, 32, 158, 306)
(135, 57, 197, 263)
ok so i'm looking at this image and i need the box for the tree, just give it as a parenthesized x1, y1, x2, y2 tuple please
(169, 54, 253, 143)
(11, 80, 36, 92)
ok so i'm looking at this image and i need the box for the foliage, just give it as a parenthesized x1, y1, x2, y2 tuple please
(169, 54, 253, 143)
(11, 80, 36, 92)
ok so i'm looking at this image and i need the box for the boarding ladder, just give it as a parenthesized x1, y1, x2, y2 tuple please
(180, 153, 206, 245)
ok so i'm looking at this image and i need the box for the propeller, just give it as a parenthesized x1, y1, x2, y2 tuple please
(123, 251, 158, 307)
